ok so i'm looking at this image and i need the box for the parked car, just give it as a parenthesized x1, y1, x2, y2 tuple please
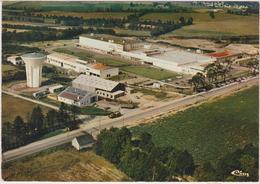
(109, 111, 122, 119)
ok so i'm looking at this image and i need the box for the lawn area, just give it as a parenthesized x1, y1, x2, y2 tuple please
(81, 106, 111, 116)
(121, 65, 178, 80)
(132, 85, 259, 165)
(2, 145, 129, 181)
(114, 28, 150, 37)
(2, 94, 50, 123)
(2, 64, 19, 73)
(141, 12, 259, 37)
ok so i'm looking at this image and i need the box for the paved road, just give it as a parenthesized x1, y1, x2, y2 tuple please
(2, 90, 59, 110)
(2, 76, 259, 163)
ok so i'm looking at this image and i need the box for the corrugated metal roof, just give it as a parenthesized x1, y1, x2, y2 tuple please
(73, 74, 120, 92)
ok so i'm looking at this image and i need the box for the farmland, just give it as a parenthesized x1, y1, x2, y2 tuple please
(141, 12, 259, 38)
(2, 145, 129, 181)
(2, 93, 50, 123)
(132, 85, 259, 165)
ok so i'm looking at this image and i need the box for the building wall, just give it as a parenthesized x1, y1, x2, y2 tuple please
(96, 89, 124, 100)
(86, 67, 119, 78)
(46, 55, 87, 73)
(7, 56, 24, 65)
(57, 96, 75, 105)
(79, 36, 124, 52)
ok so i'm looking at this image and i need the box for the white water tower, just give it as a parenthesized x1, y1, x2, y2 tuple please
(21, 53, 46, 88)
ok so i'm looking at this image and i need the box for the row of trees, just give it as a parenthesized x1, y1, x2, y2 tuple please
(151, 17, 193, 36)
(2, 26, 116, 43)
(2, 103, 81, 151)
(95, 127, 195, 181)
(190, 61, 232, 92)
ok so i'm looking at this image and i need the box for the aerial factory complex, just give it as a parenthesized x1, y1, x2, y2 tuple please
(1, 1, 259, 182)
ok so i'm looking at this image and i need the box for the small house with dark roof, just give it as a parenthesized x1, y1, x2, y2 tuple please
(72, 134, 95, 151)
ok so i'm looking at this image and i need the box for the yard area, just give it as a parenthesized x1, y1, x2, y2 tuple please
(121, 65, 178, 80)
(141, 12, 259, 38)
(81, 106, 111, 116)
(132, 85, 259, 165)
(2, 145, 129, 181)
(2, 93, 50, 123)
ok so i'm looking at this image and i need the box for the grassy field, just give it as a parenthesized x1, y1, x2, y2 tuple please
(2, 64, 19, 73)
(121, 65, 178, 80)
(2, 94, 50, 123)
(34, 11, 132, 19)
(2, 145, 129, 181)
(132, 86, 259, 165)
(141, 12, 259, 37)
(114, 28, 150, 37)
(81, 106, 111, 116)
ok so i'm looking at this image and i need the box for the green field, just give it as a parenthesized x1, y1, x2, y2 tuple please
(2, 94, 50, 123)
(81, 106, 111, 116)
(132, 86, 259, 165)
(141, 12, 259, 38)
(2, 64, 19, 73)
(114, 28, 151, 37)
(121, 65, 178, 80)
(2, 145, 129, 181)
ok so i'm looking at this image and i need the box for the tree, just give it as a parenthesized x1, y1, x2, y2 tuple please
(194, 162, 217, 181)
(204, 63, 217, 83)
(30, 106, 45, 136)
(138, 132, 154, 152)
(2, 122, 15, 151)
(191, 72, 206, 91)
(45, 109, 60, 130)
(239, 154, 256, 173)
(175, 150, 195, 176)
(70, 105, 81, 122)
(13, 116, 27, 145)
(95, 127, 132, 164)
(209, 11, 215, 19)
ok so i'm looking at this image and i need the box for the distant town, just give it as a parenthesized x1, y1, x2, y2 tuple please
(1, 1, 259, 182)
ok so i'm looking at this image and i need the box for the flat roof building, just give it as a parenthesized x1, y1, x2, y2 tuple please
(46, 52, 90, 73)
(72, 74, 125, 100)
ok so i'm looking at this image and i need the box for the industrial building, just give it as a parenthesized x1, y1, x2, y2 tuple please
(46, 52, 119, 77)
(85, 63, 119, 78)
(79, 34, 143, 53)
(7, 55, 24, 65)
(46, 52, 89, 73)
(72, 74, 125, 100)
(21, 53, 46, 88)
(78, 34, 216, 75)
(58, 86, 98, 106)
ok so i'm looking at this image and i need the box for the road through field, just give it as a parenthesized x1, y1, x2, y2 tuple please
(2, 76, 259, 163)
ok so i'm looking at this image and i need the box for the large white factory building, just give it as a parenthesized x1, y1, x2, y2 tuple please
(79, 34, 216, 75)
